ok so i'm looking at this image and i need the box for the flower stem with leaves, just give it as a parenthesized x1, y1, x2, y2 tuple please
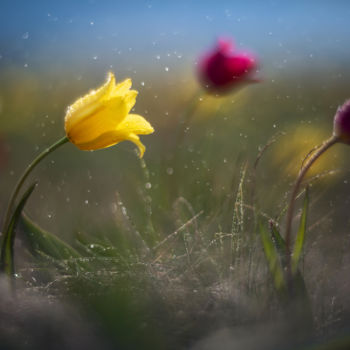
(0, 136, 69, 275)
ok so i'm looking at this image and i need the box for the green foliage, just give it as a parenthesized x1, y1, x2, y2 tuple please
(20, 213, 90, 273)
(292, 186, 309, 274)
(0, 182, 37, 276)
(21, 213, 81, 261)
(259, 187, 310, 290)
(259, 221, 286, 293)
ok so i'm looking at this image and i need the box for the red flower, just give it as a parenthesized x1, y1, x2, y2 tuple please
(197, 38, 258, 93)
(334, 99, 350, 144)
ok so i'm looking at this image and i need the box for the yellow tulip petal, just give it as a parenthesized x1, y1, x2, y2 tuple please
(74, 130, 146, 158)
(116, 114, 154, 135)
(127, 134, 146, 158)
(66, 96, 128, 145)
(108, 79, 137, 112)
(111, 78, 132, 96)
(124, 90, 138, 112)
(65, 72, 116, 131)
(73, 130, 123, 151)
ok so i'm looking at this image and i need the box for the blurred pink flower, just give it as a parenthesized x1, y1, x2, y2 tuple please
(334, 99, 350, 144)
(197, 38, 258, 93)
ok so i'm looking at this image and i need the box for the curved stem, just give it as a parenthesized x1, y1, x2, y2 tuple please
(285, 134, 339, 282)
(2, 136, 69, 233)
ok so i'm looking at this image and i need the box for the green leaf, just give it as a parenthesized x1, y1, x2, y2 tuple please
(259, 221, 285, 292)
(292, 186, 309, 274)
(270, 222, 286, 256)
(0, 182, 37, 276)
(268, 222, 312, 327)
(20, 213, 82, 261)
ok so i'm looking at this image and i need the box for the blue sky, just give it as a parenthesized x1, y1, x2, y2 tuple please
(1, 0, 349, 72)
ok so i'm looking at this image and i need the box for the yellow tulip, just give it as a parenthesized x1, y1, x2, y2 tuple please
(64, 72, 154, 157)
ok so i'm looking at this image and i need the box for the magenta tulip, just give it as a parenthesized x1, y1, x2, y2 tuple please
(334, 100, 350, 144)
(197, 38, 258, 93)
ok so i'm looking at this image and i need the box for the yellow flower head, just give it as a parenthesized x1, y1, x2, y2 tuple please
(64, 72, 154, 157)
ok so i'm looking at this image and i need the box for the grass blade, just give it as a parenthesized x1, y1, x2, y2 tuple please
(292, 186, 309, 274)
(259, 221, 285, 292)
(0, 182, 37, 276)
(270, 222, 286, 255)
(20, 213, 82, 261)
(231, 164, 246, 234)
(269, 221, 312, 326)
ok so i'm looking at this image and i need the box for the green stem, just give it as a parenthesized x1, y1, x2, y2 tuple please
(2, 136, 69, 234)
(284, 135, 338, 284)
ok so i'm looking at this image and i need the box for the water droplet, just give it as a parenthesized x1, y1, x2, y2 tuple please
(22, 32, 29, 39)
(92, 56, 98, 60)
(166, 167, 174, 175)
(84, 199, 89, 204)
(145, 182, 152, 189)
(140, 81, 145, 86)
(165, 67, 169, 72)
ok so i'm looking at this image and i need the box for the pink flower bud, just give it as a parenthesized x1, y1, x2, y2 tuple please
(197, 38, 258, 94)
(333, 100, 350, 144)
